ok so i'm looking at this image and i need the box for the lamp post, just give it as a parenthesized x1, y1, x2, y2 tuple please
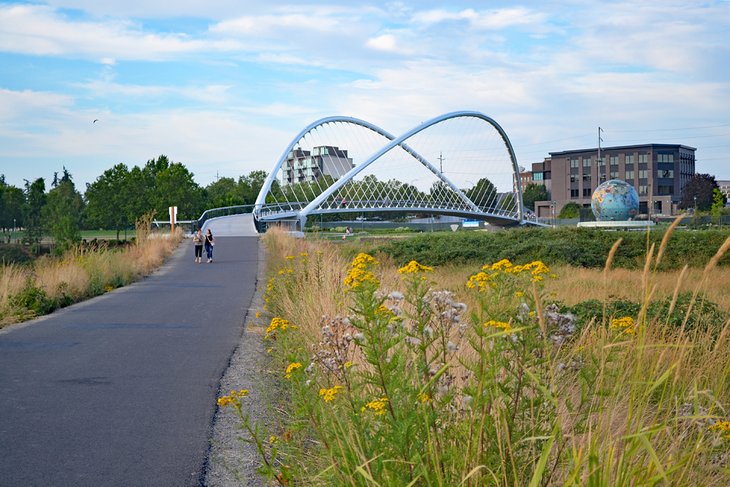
(551, 201, 557, 227)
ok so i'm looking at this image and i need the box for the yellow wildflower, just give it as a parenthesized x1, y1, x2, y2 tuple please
(269, 435, 278, 444)
(344, 361, 353, 369)
(483, 320, 513, 333)
(319, 385, 344, 402)
(466, 271, 491, 291)
(398, 260, 434, 274)
(266, 317, 293, 336)
(489, 259, 513, 271)
(285, 362, 303, 379)
(417, 392, 431, 404)
(285, 255, 295, 260)
(709, 421, 730, 439)
(217, 389, 249, 408)
(610, 316, 636, 335)
(515, 291, 524, 298)
(344, 253, 379, 288)
(255, 311, 261, 319)
(361, 397, 389, 416)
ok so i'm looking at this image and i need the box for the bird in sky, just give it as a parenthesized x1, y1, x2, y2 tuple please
(93, 119, 99, 123)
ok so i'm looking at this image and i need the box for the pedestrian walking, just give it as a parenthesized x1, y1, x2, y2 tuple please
(204, 229, 215, 263)
(192, 228, 204, 263)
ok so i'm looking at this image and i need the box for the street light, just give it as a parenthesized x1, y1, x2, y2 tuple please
(551, 201, 557, 227)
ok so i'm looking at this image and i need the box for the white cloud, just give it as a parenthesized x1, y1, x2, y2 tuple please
(366, 34, 398, 52)
(0, 4, 237, 61)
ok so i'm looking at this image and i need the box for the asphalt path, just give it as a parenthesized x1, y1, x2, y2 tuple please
(0, 237, 259, 486)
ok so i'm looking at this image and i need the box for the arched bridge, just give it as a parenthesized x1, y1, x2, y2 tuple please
(253, 111, 542, 231)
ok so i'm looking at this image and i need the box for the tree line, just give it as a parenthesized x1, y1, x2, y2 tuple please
(0, 155, 268, 252)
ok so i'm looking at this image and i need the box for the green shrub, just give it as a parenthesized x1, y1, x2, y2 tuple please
(375, 227, 730, 269)
(559, 293, 728, 331)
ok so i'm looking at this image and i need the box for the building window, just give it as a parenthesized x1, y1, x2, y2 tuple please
(639, 169, 649, 179)
(659, 169, 674, 179)
(570, 174, 578, 183)
(658, 154, 674, 163)
(609, 155, 618, 165)
(597, 157, 605, 167)
(658, 185, 673, 195)
(639, 185, 648, 195)
(582, 174, 591, 182)
(570, 158, 579, 168)
(625, 154, 634, 164)
(571, 189, 579, 198)
(610, 170, 619, 179)
(583, 158, 591, 167)
(533, 172, 543, 181)
(583, 188, 592, 197)
(638, 154, 648, 164)
(625, 170, 634, 179)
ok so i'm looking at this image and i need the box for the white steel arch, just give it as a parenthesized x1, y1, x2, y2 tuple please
(254, 111, 528, 230)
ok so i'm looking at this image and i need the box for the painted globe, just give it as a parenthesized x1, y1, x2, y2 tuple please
(591, 179, 639, 221)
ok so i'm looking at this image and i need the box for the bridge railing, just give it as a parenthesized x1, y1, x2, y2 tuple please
(257, 198, 521, 221)
(197, 205, 254, 229)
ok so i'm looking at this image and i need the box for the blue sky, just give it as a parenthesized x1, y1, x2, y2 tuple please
(1, 0, 729, 191)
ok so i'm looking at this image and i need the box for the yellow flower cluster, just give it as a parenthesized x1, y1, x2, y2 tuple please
(709, 421, 730, 439)
(361, 397, 389, 416)
(285, 255, 295, 260)
(285, 362, 303, 379)
(483, 320, 513, 333)
(266, 317, 296, 337)
(319, 385, 344, 402)
(468, 259, 553, 289)
(398, 260, 434, 274)
(344, 253, 379, 288)
(277, 267, 294, 275)
(417, 392, 431, 404)
(217, 389, 250, 408)
(610, 316, 636, 335)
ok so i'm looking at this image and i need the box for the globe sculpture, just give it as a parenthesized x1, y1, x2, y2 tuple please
(591, 179, 639, 221)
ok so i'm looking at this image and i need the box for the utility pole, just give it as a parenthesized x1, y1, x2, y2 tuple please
(597, 126, 604, 166)
(438, 152, 445, 173)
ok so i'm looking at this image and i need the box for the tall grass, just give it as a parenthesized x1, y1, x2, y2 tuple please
(221, 228, 730, 485)
(0, 228, 181, 326)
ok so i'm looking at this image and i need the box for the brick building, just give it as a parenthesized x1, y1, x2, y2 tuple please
(532, 144, 696, 218)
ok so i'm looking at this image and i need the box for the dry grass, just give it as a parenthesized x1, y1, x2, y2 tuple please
(0, 230, 181, 326)
(544, 265, 730, 310)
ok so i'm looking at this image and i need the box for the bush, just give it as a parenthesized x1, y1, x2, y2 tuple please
(375, 227, 730, 270)
(559, 292, 728, 331)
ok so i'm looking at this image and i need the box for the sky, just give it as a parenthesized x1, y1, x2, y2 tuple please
(1, 0, 729, 192)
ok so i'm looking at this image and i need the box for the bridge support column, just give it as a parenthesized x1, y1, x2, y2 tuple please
(298, 214, 308, 232)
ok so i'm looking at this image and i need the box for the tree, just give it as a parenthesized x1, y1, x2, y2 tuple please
(559, 202, 581, 219)
(464, 178, 497, 208)
(522, 183, 549, 211)
(205, 177, 243, 208)
(711, 188, 726, 224)
(238, 170, 268, 204)
(144, 155, 205, 220)
(679, 174, 721, 211)
(84, 164, 135, 239)
(44, 174, 84, 253)
(0, 177, 24, 233)
(23, 178, 46, 251)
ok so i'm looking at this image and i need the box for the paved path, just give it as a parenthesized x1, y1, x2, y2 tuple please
(0, 237, 259, 486)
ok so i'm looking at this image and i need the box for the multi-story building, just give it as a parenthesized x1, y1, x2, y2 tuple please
(283, 145, 354, 185)
(532, 144, 696, 218)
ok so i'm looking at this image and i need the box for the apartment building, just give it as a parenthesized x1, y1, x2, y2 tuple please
(532, 144, 696, 218)
(284, 145, 354, 185)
